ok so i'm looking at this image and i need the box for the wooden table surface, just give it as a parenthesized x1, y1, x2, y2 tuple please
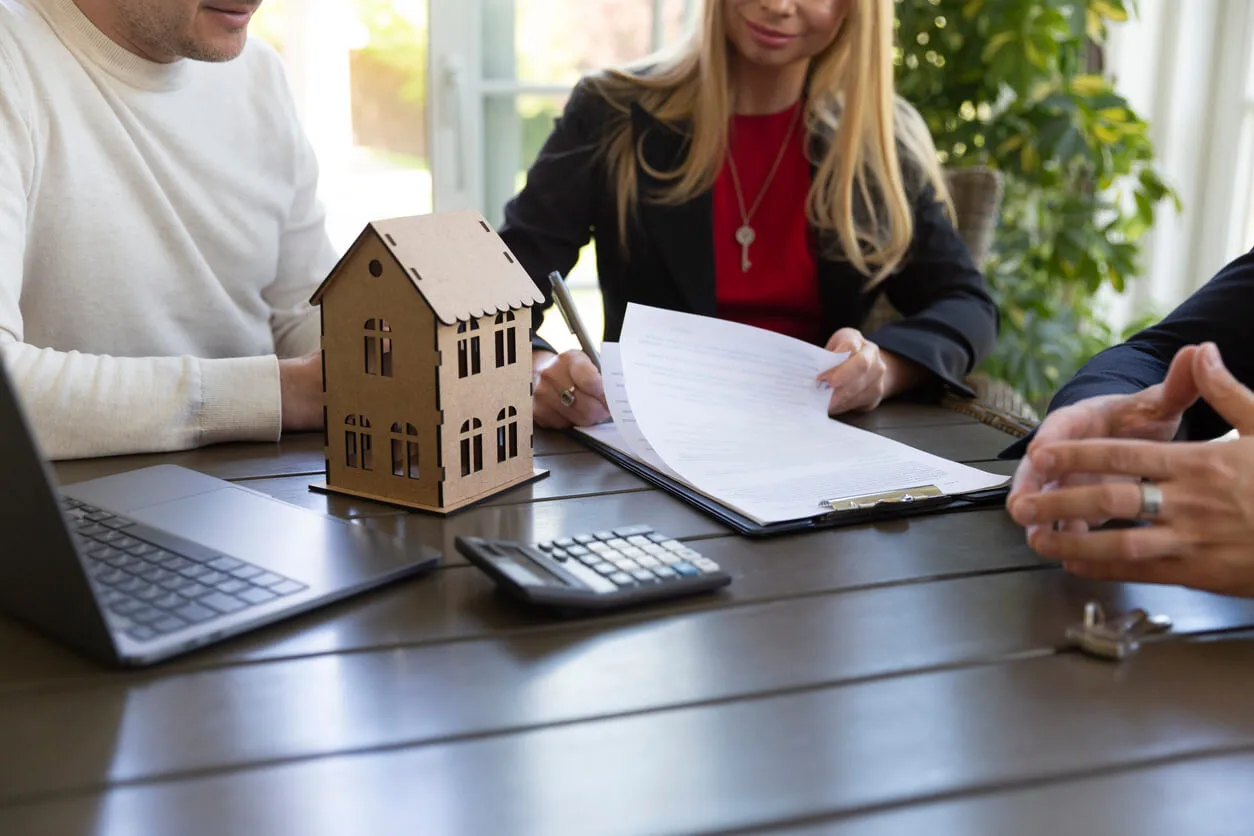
(4, 402, 1254, 835)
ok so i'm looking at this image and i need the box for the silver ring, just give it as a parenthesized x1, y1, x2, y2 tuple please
(1138, 480, 1164, 520)
(559, 386, 577, 407)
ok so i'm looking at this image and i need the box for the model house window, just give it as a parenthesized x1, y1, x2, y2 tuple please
(364, 319, 393, 377)
(460, 418, 484, 476)
(496, 406, 519, 462)
(390, 422, 420, 480)
(345, 415, 373, 470)
(494, 312, 517, 368)
(457, 319, 482, 378)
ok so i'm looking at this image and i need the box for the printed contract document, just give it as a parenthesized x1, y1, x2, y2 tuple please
(574, 304, 1008, 526)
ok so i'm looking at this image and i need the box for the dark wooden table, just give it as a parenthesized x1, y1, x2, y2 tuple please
(4, 403, 1254, 835)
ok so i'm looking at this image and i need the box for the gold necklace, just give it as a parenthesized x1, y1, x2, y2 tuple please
(726, 104, 803, 273)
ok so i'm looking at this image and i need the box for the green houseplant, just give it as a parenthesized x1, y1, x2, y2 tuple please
(894, 0, 1177, 409)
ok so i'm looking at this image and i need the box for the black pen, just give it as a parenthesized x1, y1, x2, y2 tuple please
(547, 271, 601, 371)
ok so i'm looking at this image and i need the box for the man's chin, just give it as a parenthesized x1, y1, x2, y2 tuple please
(182, 32, 249, 62)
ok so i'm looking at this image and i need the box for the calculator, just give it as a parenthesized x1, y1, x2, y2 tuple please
(455, 525, 731, 611)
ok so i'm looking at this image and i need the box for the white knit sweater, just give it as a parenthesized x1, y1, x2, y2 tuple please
(0, 0, 336, 459)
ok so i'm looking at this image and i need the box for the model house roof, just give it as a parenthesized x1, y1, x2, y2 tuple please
(311, 209, 545, 324)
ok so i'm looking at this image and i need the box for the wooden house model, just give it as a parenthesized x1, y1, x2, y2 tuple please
(310, 210, 546, 514)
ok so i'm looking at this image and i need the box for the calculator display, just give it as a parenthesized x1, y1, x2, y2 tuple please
(498, 545, 565, 585)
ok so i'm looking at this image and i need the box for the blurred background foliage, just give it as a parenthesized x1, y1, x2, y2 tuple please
(895, 0, 1177, 408)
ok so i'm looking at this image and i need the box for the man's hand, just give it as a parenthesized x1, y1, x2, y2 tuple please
(278, 351, 324, 432)
(816, 328, 924, 415)
(1007, 345, 1204, 533)
(1008, 343, 1254, 598)
(532, 348, 609, 429)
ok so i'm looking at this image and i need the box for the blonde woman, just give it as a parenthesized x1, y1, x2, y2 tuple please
(501, 0, 998, 429)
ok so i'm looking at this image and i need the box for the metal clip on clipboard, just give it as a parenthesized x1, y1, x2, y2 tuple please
(819, 485, 947, 513)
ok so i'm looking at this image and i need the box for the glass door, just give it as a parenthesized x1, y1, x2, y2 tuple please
(254, 0, 697, 350)
(253, 0, 433, 253)
(430, 0, 699, 349)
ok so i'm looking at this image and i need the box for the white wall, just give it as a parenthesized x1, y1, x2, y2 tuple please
(1106, 0, 1254, 324)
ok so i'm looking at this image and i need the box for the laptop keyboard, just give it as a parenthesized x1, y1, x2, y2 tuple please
(61, 496, 308, 644)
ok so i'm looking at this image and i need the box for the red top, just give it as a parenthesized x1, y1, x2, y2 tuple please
(712, 103, 823, 345)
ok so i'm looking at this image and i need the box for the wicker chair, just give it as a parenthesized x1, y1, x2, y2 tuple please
(863, 166, 1037, 421)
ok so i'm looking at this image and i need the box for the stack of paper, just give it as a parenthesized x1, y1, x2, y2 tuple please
(574, 304, 1008, 527)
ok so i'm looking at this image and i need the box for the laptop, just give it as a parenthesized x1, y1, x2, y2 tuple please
(0, 362, 441, 667)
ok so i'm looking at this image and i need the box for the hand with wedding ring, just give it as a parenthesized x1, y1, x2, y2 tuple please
(816, 328, 925, 415)
(1007, 343, 1207, 538)
(532, 348, 610, 429)
(1008, 342, 1254, 598)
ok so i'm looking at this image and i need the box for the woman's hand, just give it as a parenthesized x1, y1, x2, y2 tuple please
(816, 328, 924, 415)
(1008, 342, 1254, 598)
(532, 348, 610, 429)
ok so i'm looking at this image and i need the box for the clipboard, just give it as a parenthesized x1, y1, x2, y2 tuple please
(569, 420, 1011, 538)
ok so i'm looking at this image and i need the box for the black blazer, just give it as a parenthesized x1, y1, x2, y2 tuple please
(1001, 249, 1254, 458)
(499, 80, 998, 396)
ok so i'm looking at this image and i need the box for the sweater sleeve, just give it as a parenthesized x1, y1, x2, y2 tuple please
(0, 43, 283, 461)
(263, 50, 336, 359)
(866, 184, 1000, 397)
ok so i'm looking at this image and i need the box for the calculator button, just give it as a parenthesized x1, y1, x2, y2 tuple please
(653, 566, 678, 579)
(573, 534, 597, 545)
(605, 538, 630, 551)
(627, 535, 653, 548)
(578, 553, 601, 567)
(636, 556, 661, 569)
(693, 558, 721, 574)
(613, 558, 641, 572)
(609, 572, 636, 587)
(251, 572, 284, 588)
(675, 548, 703, 561)
(630, 569, 656, 583)
(230, 564, 264, 580)
(550, 548, 570, 561)
(566, 545, 590, 557)
(537, 542, 554, 551)
(647, 532, 669, 543)
(613, 525, 654, 537)
(593, 531, 616, 541)
(562, 561, 618, 594)
(588, 542, 612, 554)
(619, 547, 646, 559)
(553, 537, 576, 548)
(593, 563, 617, 576)
(660, 540, 685, 552)
(655, 552, 681, 566)
(672, 562, 701, 577)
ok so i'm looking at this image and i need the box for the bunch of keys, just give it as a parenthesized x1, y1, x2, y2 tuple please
(1064, 601, 1173, 661)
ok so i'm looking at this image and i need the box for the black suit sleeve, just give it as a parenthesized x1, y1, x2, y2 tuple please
(865, 185, 1000, 397)
(498, 80, 611, 354)
(998, 249, 1254, 458)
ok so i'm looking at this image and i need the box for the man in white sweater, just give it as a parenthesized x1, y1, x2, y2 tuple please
(0, 0, 332, 460)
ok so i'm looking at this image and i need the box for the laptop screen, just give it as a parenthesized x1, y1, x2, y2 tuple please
(0, 360, 116, 660)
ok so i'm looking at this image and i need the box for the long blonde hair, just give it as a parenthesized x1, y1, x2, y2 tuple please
(585, 0, 951, 284)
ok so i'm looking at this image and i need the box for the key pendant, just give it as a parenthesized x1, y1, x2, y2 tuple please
(735, 225, 755, 272)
